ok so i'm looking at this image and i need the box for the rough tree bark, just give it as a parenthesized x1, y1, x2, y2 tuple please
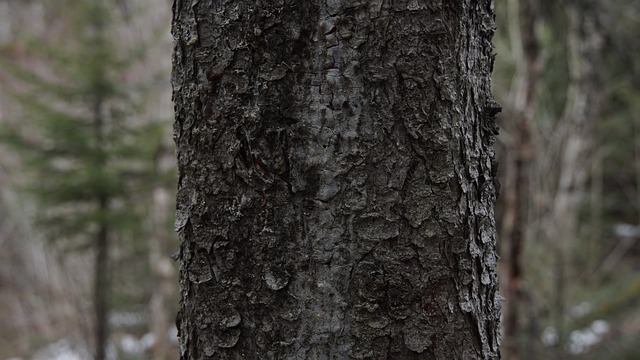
(172, 1, 501, 359)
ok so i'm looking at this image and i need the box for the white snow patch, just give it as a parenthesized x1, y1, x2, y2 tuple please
(541, 326, 559, 346)
(119, 334, 147, 354)
(568, 320, 610, 354)
(613, 223, 640, 237)
(118, 332, 159, 354)
(169, 324, 179, 345)
(110, 311, 145, 327)
(570, 301, 592, 317)
(31, 338, 91, 360)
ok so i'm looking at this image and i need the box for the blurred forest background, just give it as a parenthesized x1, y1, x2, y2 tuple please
(0, 0, 638, 360)
(0, 0, 177, 359)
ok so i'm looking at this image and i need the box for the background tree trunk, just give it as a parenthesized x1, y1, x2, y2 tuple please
(547, 0, 604, 349)
(498, 0, 539, 358)
(93, 94, 110, 360)
(172, 1, 501, 359)
(149, 140, 178, 360)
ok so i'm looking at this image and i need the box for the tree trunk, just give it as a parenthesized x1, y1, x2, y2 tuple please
(549, 0, 604, 349)
(149, 147, 178, 360)
(94, 95, 110, 360)
(498, 0, 539, 358)
(172, 1, 501, 359)
(94, 201, 109, 360)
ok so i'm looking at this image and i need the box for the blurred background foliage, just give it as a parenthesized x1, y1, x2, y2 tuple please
(0, 0, 639, 359)
(495, 0, 640, 359)
(0, 0, 176, 359)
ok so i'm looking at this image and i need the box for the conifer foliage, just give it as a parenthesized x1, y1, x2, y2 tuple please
(1, 1, 162, 359)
